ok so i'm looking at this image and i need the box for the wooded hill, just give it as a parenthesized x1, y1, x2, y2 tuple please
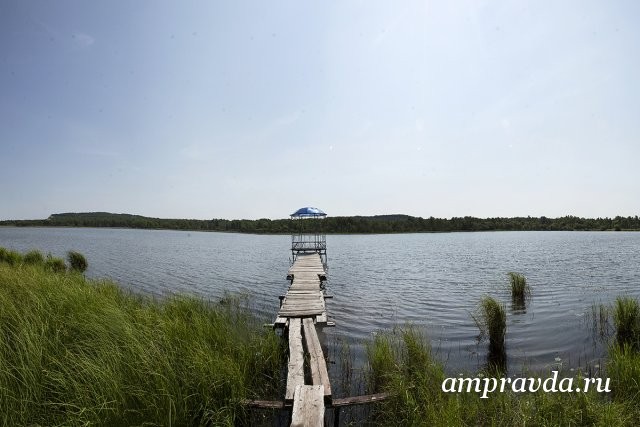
(2, 212, 640, 233)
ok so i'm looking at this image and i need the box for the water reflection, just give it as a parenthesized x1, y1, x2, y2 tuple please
(511, 296, 527, 314)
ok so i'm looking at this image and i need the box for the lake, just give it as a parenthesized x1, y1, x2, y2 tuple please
(1, 226, 639, 378)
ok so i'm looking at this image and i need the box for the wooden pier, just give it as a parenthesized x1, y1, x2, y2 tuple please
(273, 253, 332, 425)
(246, 208, 388, 425)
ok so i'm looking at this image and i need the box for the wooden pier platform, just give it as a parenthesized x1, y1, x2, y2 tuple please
(274, 253, 331, 426)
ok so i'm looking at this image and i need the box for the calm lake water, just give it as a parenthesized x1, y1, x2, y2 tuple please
(1, 227, 639, 378)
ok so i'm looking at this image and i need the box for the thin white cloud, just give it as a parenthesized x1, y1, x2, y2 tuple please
(72, 31, 95, 48)
(273, 111, 301, 127)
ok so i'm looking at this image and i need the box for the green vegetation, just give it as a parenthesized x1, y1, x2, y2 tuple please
(475, 297, 507, 356)
(365, 326, 640, 426)
(23, 249, 45, 265)
(0, 249, 283, 426)
(589, 302, 612, 340)
(1, 247, 66, 272)
(2, 211, 640, 234)
(0, 247, 23, 266)
(608, 344, 640, 403)
(508, 272, 530, 304)
(67, 250, 88, 272)
(44, 253, 67, 272)
(613, 297, 640, 350)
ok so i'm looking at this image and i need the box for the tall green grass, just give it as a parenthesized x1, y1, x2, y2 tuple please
(365, 326, 639, 426)
(508, 272, 530, 305)
(0, 246, 67, 272)
(0, 247, 23, 266)
(23, 249, 45, 265)
(474, 296, 506, 356)
(365, 327, 446, 424)
(67, 250, 88, 272)
(613, 297, 640, 350)
(0, 262, 283, 425)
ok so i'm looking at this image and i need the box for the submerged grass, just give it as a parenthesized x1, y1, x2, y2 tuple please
(0, 261, 284, 425)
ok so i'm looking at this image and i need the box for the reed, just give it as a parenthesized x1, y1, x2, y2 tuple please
(67, 250, 88, 272)
(475, 296, 506, 355)
(508, 272, 530, 303)
(23, 249, 45, 265)
(0, 248, 23, 266)
(613, 296, 640, 349)
(44, 253, 67, 272)
(588, 302, 612, 340)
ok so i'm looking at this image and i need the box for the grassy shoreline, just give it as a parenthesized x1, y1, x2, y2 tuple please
(0, 251, 284, 426)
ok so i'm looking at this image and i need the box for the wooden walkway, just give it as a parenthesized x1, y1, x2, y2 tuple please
(245, 251, 389, 425)
(274, 253, 331, 426)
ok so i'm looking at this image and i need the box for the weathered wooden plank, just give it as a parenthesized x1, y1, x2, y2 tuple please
(286, 319, 304, 402)
(284, 301, 321, 306)
(283, 304, 322, 309)
(241, 393, 390, 409)
(302, 318, 331, 400)
(279, 311, 324, 317)
(291, 385, 324, 427)
(286, 291, 322, 295)
(281, 300, 323, 305)
(332, 392, 390, 407)
(315, 313, 327, 325)
(281, 307, 324, 313)
(273, 316, 288, 328)
(280, 308, 324, 313)
(242, 399, 285, 409)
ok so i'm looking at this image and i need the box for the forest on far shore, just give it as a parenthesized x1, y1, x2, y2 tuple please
(2, 212, 640, 234)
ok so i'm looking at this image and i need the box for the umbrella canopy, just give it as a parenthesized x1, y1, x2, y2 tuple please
(290, 207, 327, 218)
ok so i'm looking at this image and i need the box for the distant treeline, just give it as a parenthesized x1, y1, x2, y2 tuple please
(1, 212, 640, 233)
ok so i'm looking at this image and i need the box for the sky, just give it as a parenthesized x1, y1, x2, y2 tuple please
(1, 1, 639, 220)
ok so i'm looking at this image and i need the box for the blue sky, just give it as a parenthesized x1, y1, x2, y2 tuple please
(1, 1, 639, 220)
